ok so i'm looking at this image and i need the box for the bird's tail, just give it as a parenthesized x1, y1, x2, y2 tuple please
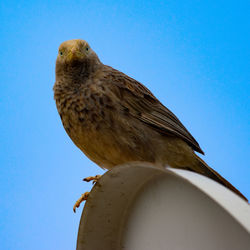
(192, 155, 248, 202)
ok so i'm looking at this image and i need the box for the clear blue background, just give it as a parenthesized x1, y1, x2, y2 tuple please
(1, 1, 249, 249)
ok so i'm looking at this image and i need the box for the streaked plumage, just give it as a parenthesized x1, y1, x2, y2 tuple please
(54, 39, 247, 201)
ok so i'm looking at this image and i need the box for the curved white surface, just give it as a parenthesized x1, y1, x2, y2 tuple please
(169, 167, 250, 231)
(76, 163, 250, 250)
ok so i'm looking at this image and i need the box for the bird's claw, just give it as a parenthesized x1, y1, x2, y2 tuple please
(73, 191, 90, 213)
(83, 175, 102, 185)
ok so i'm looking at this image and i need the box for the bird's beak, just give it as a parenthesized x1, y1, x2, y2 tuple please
(67, 46, 84, 61)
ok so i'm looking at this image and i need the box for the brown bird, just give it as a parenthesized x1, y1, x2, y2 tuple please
(53, 39, 247, 210)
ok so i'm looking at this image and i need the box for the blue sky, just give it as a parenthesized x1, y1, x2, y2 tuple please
(0, 1, 249, 249)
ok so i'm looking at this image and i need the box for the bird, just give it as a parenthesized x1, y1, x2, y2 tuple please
(53, 39, 247, 210)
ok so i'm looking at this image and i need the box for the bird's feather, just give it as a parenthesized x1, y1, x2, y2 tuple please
(105, 66, 204, 154)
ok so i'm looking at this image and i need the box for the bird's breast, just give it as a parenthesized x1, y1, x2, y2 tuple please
(54, 84, 114, 149)
(54, 81, 160, 169)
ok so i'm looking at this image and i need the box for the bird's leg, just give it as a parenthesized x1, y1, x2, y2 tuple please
(73, 191, 90, 213)
(83, 174, 102, 184)
(73, 175, 101, 212)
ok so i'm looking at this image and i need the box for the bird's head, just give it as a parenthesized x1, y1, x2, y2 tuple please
(56, 39, 100, 79)
(57, 39, 92, 63)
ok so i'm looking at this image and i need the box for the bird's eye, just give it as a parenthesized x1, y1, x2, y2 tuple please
(85, 47, 89, 52)
(59, 51, 63, 56)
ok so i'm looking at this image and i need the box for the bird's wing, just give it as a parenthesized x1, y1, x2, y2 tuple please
(105, 67, 204, 154)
